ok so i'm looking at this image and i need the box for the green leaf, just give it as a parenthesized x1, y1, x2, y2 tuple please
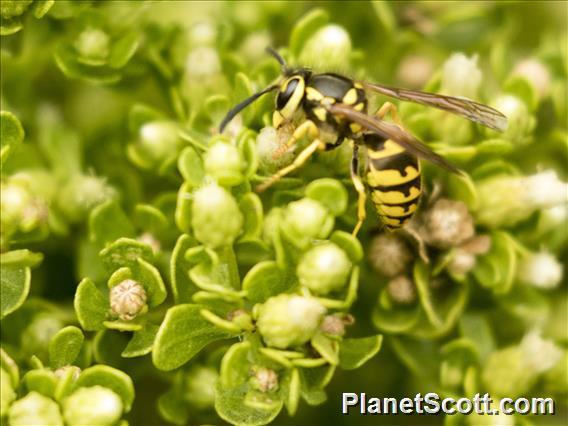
(216, 384, 283, 426)
(205, 94, 230, 124)
(178, 146, 204, 187)
(238, 130, 259, 179)
(330, 231, 363, 263)
(305, 178, 348, 216)
(446, 173, 478, 211)
(157, 390, 189, 425)
(504, 75, 538, 111)
(311, 334, 339, 365)
(234, 73, 255, 125)
(1, 18, 23, 36)
(121, 323, 159, 358)
(0, 264, 31, 319)
(89, 201, 135, 246)
(134, 204, 168, 233)
(0, 110, 24, 164)
(49, 326, 84, 369)
(153, 304, 235, 371)
(108, 32, 139, 69)
(129, 104, 164, 133)
(1, 250, 43, 268)
(1, 348, 19, 387)
(131, 257, 167, 306)
(170, 234, 198, 303)
(23, 369, 57, 398)
(473, 232, 517, 294)
(175, 182, 193, 233)
(54, 43, 122, 85)
(414, 261, 442, 328)
(99, 238, 154, 271)
(289, 9, 329, 57)
(219, 341, 251, 388)
(338, 335, 383, 370)
(74, 278, 109, 331)
(32, 0, 55, 18)
(75, 365, 135, 412)
(371, 1, 397, 34)
(284, 368, 300, 416)
(243, 261, 293, 304)
(239, 192, 264, 241)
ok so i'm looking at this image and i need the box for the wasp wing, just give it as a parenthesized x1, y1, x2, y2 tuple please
(327, 103, 462, 174)
(362, 82, 507, 132)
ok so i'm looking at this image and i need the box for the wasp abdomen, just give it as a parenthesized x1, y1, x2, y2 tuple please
(364, 135, 422, 230)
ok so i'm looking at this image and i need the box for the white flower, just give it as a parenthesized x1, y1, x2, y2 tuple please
(513, 58, 551, 98)
(441, 53, 482, 99)
(476, 170, 568, 227)
(256, 126, 295, 173)
(110, 279, 147, 321)
(185, 47, 221, 78)
(189, 21, 217, 46)
(396, 55, 434, 88)
(517, 250, 563, 289)
(520, 331, 563, 374)
(300, 25, 352, 69)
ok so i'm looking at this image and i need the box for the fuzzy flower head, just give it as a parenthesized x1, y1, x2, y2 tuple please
(9, 392, 63, 426)
(517, 250, 563, 289)
(109, 279, 147, 321)
(421, 199, 475, 249)
(513, 58, 551, 98)
(520, 331, 563, 375)
(137, 120, 181, 166)
(250, 366, 279, 393)
(256, 126, 295, 173)
(204, 141, 245, 186)
(441, 53, 482, 99)
(476, 170, 568, 228)
(183, 366, 218, 410)
(256, 294, 326, 349)
(368, 233, 413, 277)
(387, 275, 417, 305)
(487, 94, 534, 144)
(282, 198, 333, 246)
(75, 28, 111, 63)
(297, 242, 351, 295)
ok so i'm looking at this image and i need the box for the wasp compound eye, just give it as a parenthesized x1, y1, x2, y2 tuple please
(276, 78, 300, 110)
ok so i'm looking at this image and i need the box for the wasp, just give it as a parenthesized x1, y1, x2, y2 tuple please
(220, 48, 507, 235)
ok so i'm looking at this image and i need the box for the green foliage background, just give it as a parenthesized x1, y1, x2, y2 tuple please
(1, 1, 567, 425)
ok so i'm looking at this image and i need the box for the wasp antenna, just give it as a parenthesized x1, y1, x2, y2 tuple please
(265, 47, 287, 68)
(219, 84, 279, 133)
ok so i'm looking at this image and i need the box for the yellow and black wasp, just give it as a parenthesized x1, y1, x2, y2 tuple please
(220, 48, 507, 235)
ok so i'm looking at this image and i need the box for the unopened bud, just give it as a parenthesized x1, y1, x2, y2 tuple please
(281, 198, 333, 247)
(63, 386, 122, 426)
(517, 250, 563, 290)
(447, 249, 476, 276)
(58, 175, 115, 223)
(75, 28, 110, 63)
(54, 366, 81, 380)
(110, 279, 147, 321)
(204, 142, 245, 186)
(297, 242, 351, 295)
(191, 183, 243, 248)
(513, 58, 551, 98)
(300, 25, 352, 69)
(487, 94, 534, 144)
(9, 392, 63, 426)
(441, 53, 482, 99)
(137, 121, 181, 167)
(320, 314, 351, 336)
(256, 126, 295, 173)
(257, 295, 325, 349)
(183, 366, 218, 410)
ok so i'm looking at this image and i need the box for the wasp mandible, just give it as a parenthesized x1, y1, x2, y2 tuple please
(220, 48, 507, 236)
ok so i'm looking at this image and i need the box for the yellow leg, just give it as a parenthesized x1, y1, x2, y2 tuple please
(375, 101, 404, 128)
(350, 144, 367, 237)
(256, 138, 324, 192)
(273, 120, 319, 159)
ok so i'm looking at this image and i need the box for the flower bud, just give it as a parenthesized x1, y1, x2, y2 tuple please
(396, 55, 434, 89)
(447, 249, 476, 276)
(476, 171, 568, 228)
(299, 25, 352, 69)
(110, 279, 148, 321)
(281, 198, 333, 246)
(262, 207, 283, 245)
(513, 58, 551, 98)
(1, 368, 16, 417)
(191, 184, 243, 248)
(138, 232, 161, 254)
(0, 182, 42, 234)
(320, 314, 352, 336)
(1, 0, 32, 19)
(441, 53, 482, 99)
(63, 386, 123, 426)
(387, 275, 416, 305)
(204, 142, 245, 186)
(9, 392, 63, 426)
(486, 94, 534, 144)
(421, 199, 474, 249)
(517, 250, 563, 289)
(368, 233, 413, 277)
(137, 121, 181, 167)
(22, 314, 64, 361)
(184, 46, 222, 78)
(297, 243, 351, 295)
(227, 309, 253, 331)
(75, 28, 111, 63)
(256, 126, 295, 173)
(257, 294, 326, 349)
(188, 21, 217, 47)
(54, 365, 81, 380)
(249, 366, 278, 393)
(183, 366, 218, 410)
(240, 32, 272, 63)
(519, 331, 562, 375)
(58, 175, 116, 223)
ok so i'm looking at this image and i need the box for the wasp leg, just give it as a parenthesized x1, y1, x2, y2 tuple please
(375, 101, 404, 128)
(256, 138, 324, 192)
(350, 143, 367, 237)
(273, 120, 319, 159)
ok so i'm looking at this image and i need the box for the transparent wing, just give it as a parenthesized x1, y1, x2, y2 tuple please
(362, 81, 508, 132)
(327, 103, 462, 174)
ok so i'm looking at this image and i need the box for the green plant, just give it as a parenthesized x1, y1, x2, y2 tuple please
(1, 2, 566, 426)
